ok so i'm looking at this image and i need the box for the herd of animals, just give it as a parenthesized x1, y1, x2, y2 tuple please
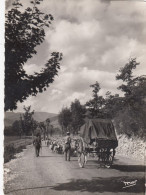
(44, 137, 79, 157)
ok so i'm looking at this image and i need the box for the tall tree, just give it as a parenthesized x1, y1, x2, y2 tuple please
(58, 107, 72, 134)
(70, 99, 86, 134)
(5, 0, 62, 111)
(86, 81, 105, 118)
(22, 106, 35, 136)
(11, 120, 21, 136)
(49, 124, 54, 137)
(45, 118, 50, 139)
(115, 58, 146, 137)
(103, 92, 123, 119)
(116, 58, 146, 108)
(39, 121, 46, 139)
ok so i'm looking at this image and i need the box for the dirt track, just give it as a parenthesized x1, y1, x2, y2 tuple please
(4, 141, 145, 195)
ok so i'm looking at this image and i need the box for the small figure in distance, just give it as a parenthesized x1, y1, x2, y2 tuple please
(64, 132, 71, 161)
(33, 133, 42, 157)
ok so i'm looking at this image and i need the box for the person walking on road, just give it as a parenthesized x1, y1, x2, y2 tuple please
(64, 132, 71, 161)
(33, 133, 42, 157)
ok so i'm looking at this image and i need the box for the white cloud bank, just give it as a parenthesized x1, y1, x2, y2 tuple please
(12, 0, 146, 113)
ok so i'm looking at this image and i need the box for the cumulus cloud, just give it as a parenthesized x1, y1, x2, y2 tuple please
(23, 63, 44, 75)
(10, 0, 146, 113)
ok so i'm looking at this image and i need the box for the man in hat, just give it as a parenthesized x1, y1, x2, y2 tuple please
(64, 132, 71, 161)
(33, 133, 42, 157)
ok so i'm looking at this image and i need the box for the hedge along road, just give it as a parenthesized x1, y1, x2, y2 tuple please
(4, 141, 145, 195)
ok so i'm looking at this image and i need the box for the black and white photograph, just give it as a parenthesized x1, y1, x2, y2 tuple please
(2, 0, 146, 194)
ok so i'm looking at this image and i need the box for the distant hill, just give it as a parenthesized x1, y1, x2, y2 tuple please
(4, 112, 58, 127)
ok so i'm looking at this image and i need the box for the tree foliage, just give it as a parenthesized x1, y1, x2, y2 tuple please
(116, 58, 146, 107)
(39, 121, 46, 131)
(114, 58, 146, 137)
(86, 81, 105, 118)
(45, 118, 50, 139)
(58, 100, 86, 134)
(84, 58, 146, 138)
(5, 0, 62, 111)
(58, 107, 72, 134)
(4, 120, 21, 136)
(12, 120, 21, 135)
(46, 118, 50, 125)
(21, 106, 35, 135)
(103, 92, 124, 119)
(70, 99, 86, 134)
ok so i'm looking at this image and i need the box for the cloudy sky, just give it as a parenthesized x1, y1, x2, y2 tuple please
(6, 0, 146, 114)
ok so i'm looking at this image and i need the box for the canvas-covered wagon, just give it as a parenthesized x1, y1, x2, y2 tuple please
(77, 118, 118, 168)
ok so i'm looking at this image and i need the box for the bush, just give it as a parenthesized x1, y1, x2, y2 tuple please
(4, 140, 32, 163)
(4, 125, 20, 136)
(4, 144, 16, 163)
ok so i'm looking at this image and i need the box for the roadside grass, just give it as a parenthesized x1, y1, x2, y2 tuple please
(4, 136, 32, 163)
(4, 136, 21, 145)
(4, 136, 32, 145)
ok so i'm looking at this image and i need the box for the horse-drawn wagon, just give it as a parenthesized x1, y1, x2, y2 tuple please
(77, 118, 118, 168)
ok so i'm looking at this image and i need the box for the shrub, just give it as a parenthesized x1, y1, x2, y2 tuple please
(4, 144, 16, 163)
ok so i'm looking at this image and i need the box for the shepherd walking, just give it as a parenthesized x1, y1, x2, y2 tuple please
(33, 133, 42, 157)
(64, 132, 71, 161)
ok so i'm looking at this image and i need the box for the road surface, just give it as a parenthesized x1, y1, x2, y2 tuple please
(4, 141, 145, 195)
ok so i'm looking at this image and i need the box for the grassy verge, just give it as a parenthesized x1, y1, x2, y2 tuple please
(4, 138, 32, 163)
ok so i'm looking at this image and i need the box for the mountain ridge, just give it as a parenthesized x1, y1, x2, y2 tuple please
(4, 111, 58, 127)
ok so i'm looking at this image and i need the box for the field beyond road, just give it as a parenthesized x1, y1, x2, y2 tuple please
(4, 141, 145, 195)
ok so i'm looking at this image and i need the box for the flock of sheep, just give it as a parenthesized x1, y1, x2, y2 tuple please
(45, 136, 80, 157)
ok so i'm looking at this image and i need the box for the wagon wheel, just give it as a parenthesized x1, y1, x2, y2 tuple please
(78, 152, 85, 168)
(99, 148, 106, 162)
(106, 149, 114, 166)
(98, 149, 112, 167)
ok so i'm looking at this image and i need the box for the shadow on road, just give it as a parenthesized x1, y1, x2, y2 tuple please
(5, 176, 145, 194)
(50, 176, 145, 193)
(40, 156, 63, 157)
(111, 164, 145, 172)
(86, 159, 145, 172)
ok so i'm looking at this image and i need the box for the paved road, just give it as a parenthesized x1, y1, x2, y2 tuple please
(4, 141, 145, 195)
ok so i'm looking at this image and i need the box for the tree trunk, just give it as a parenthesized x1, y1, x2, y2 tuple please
(19, 129, 22, 139)
(32, 130, 34, 141)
